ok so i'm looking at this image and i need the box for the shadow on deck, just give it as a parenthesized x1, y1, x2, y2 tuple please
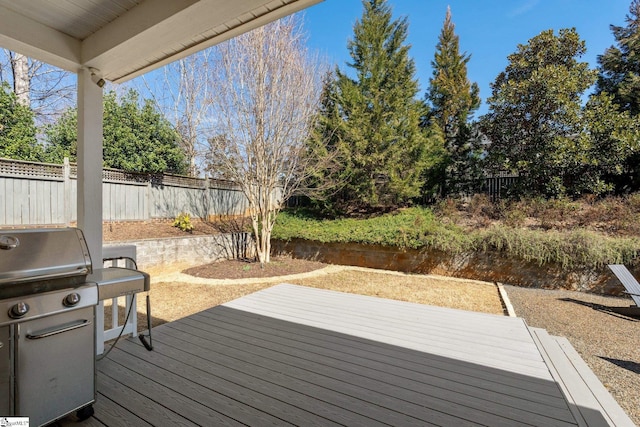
(60, 284, 633, 427)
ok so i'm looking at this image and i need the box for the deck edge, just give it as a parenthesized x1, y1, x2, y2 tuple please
(529, 327, 635, 427)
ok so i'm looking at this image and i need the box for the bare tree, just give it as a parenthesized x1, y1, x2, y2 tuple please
(2, 50, 75, 123)
(10, 52, 29, 106)
(207, 15, 324, 265)
(140, 52, 214, 176)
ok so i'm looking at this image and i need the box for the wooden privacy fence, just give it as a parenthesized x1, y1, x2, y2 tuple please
(0, 158, 249, 226)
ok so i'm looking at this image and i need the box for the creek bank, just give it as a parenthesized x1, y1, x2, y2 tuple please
(272, 238, 634, 295)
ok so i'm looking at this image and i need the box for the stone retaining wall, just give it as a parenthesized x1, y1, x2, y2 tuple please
(105, 232, 254, 274)
(272, 238, 636, 295)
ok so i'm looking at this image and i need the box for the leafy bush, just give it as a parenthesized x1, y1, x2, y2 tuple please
(274, 207, 470, 252)
(274, 205, 640, 269)
(172, 212, 194, 233)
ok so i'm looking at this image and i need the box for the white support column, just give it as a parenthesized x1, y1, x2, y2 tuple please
(77, 68, 103, 267)
(77, 68, 105, 354)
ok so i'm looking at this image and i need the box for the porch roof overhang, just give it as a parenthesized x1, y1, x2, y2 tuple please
(0, 0, 322, 83)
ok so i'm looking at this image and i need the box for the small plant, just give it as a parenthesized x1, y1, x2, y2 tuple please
(504, 208, 526, 228)
(173, 212, 194, 233)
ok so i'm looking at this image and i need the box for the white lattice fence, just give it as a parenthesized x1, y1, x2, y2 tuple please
(0, 157, 250, 224)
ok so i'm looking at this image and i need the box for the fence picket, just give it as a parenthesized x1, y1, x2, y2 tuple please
(0, 157, 249, 226)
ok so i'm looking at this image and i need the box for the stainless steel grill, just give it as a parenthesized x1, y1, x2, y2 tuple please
(0, 227, 149, 426)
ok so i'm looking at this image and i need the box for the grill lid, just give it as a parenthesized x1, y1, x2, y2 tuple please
(0, 228, 92, 287)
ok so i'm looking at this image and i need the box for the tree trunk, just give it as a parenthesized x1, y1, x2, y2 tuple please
(205, 16, 325, 265)
(11, 52, 30, 107)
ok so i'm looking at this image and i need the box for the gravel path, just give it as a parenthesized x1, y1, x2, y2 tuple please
(504, 285, 640, 426)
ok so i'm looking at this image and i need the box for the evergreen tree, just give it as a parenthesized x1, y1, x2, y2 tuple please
(427, 6, 481, 197)
(44, 89, 187, 174)
(426, 7, 480, 196)
(595, 1, 640, 193)
(578, 93, 640, 194)
(481, 28, 597, 197)
(0, 81, 41, 161)
(312, 0, 439, 213)
(597, 0, 640, 115)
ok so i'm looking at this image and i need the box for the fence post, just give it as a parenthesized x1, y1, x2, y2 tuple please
(203, 176, 210, 221)
(146, 177, 152, 221)
(63, 157, 72, 225)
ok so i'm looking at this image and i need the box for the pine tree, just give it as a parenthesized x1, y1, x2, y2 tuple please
(597, 0, 640, 115)
(427, 6, 481, 196)
(314, 0, 438, 213)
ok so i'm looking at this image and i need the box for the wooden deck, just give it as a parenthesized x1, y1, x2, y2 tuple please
(62, 284, 633, 426)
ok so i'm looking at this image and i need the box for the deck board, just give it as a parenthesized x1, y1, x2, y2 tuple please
(224, 284, 548, 377)
(189, 309, 570, 408)
(60, 283, 630, 427)
(97, 357, 244, 426)
(112, 338, 317, 426)
(193, 307, 563, 399)
(151, 326, 433, 426)
(165, 314, 575, 427)
(91, 393, 149, 427)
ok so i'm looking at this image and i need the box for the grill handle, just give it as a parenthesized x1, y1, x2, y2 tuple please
(26, 319, 91, 340)
(0, 266, 90, 286)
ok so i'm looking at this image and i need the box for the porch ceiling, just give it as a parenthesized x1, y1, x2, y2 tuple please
(0, 0, 322, 83)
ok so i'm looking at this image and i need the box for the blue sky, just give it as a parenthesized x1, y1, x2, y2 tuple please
(301, 0, 632, 116)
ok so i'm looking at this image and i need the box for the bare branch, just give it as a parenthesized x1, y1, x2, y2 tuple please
(138, 52, 216, 176)
(206, 15, 326, 264)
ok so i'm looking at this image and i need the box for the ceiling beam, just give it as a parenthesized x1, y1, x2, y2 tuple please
(82, 0, 322, 83)
(81, 0, 199, 68)
(0, 4, 81, 72)
(0, 0, 323, 83)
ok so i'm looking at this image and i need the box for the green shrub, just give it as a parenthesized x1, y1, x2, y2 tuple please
(172, 212, 194, 233)
(274, 206, 640, 270)
(274, 207, 469, 251)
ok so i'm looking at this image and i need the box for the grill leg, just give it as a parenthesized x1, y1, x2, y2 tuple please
(77, 404, 94, 421)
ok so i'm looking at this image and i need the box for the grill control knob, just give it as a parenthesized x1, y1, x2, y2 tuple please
(0, 235, 19, 250)
(9, 302, 29, 319)
(63, 293, 81, 307)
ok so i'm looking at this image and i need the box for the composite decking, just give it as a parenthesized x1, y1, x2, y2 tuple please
(63, 284, 633, 427)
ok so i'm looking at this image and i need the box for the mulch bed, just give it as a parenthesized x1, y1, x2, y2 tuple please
(182, 257, 328, 279)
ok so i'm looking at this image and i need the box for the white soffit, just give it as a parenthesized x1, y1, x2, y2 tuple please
(0, 0, 322, 83)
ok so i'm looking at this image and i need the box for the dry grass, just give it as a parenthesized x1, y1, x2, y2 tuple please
(288, 269, 503, 314)
(102, 268, 504, 332)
